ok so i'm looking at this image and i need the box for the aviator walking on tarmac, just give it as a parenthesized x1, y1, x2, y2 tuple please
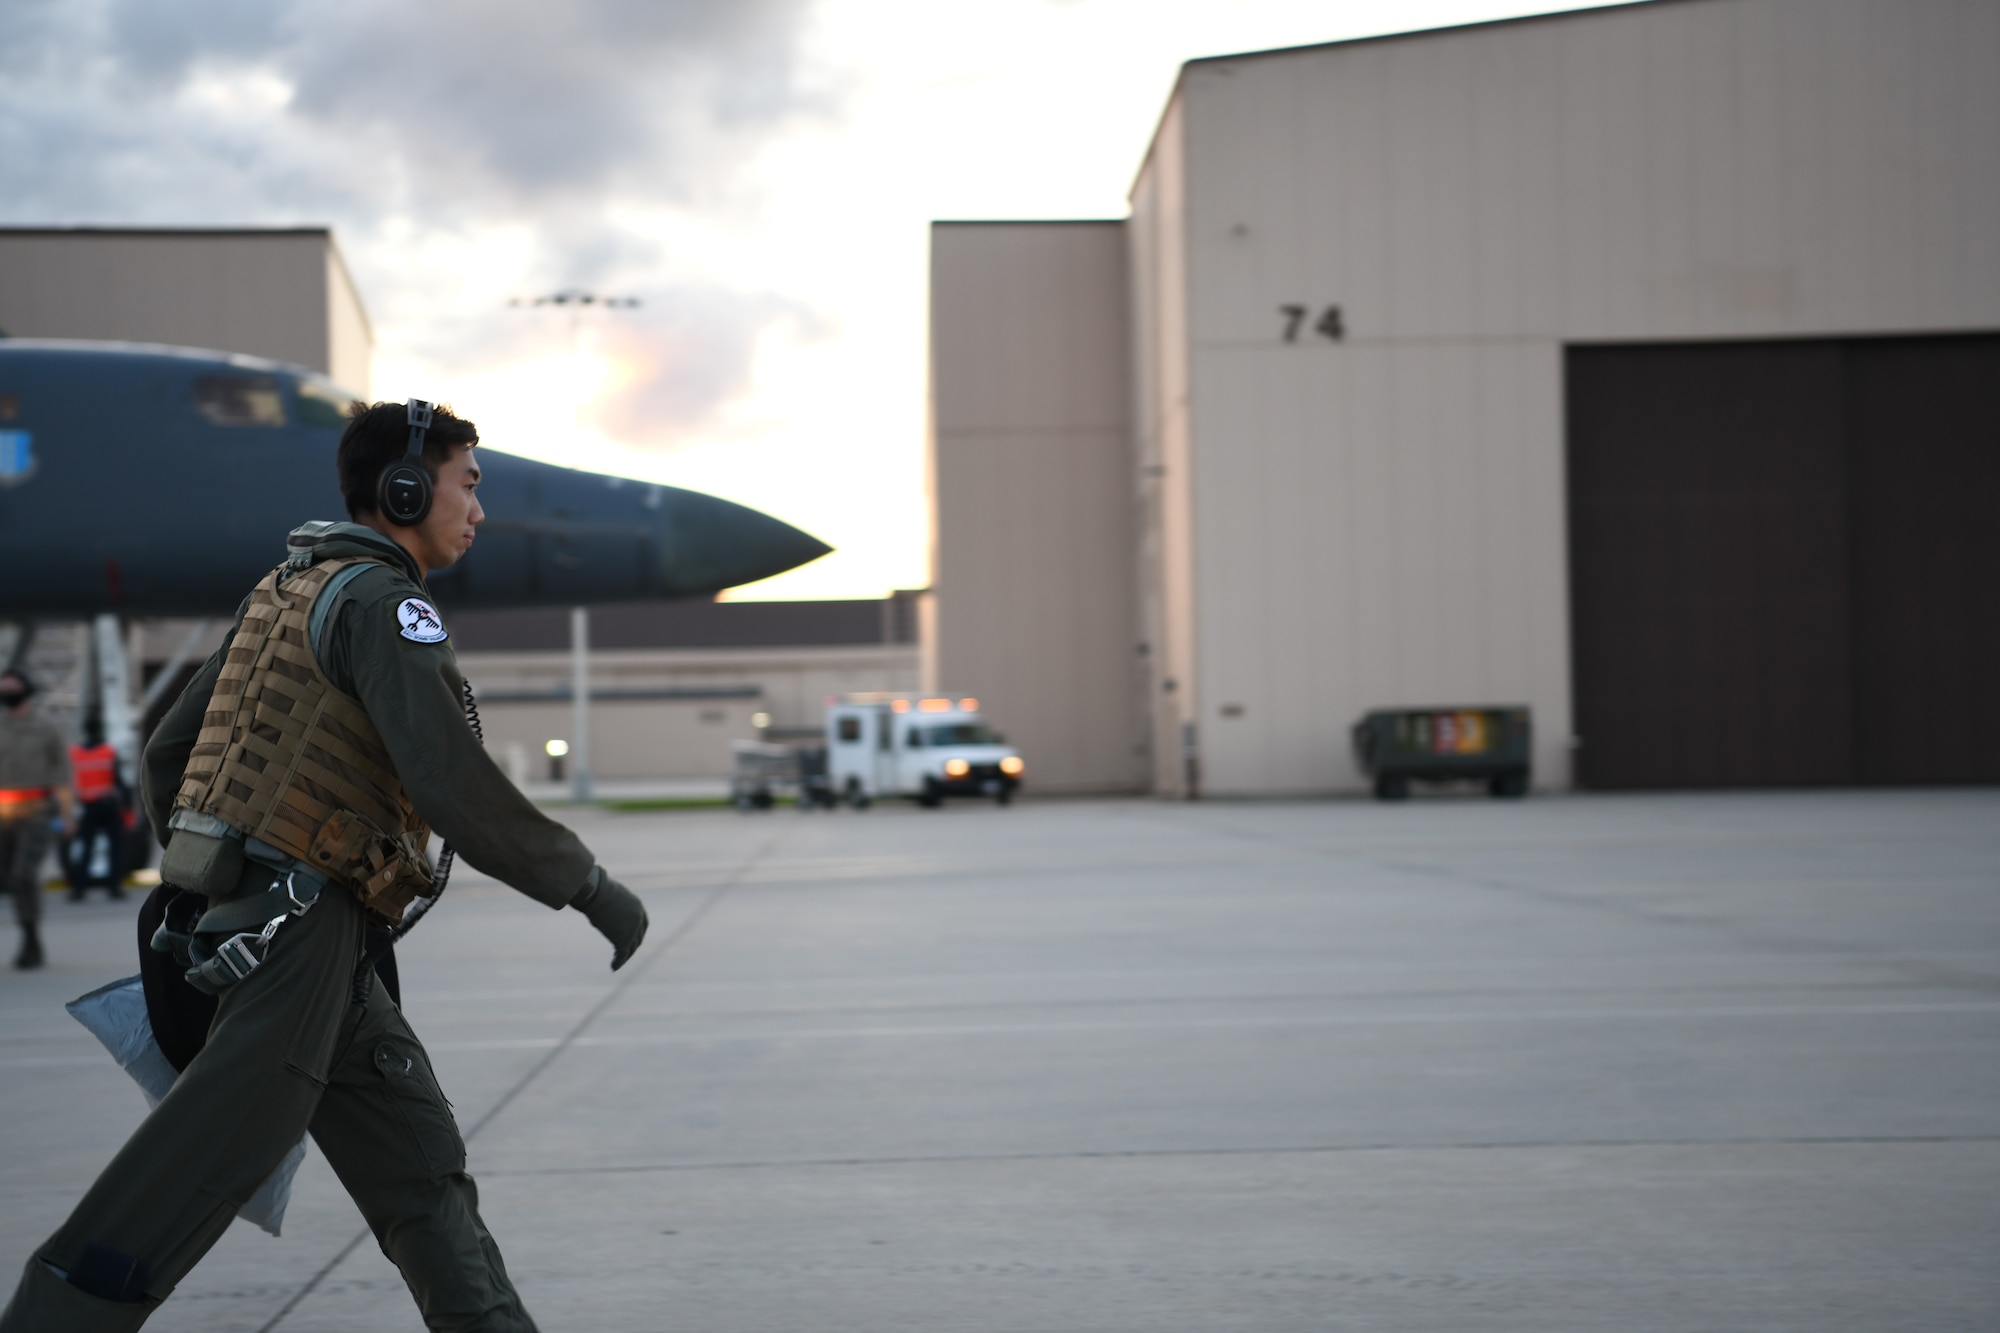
(1, 400, 650, 1332)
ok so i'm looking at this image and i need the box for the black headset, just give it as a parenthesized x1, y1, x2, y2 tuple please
(377, 398, 435, 526)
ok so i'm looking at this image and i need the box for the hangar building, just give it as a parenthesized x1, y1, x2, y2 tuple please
(927, 0, 2000, 796)
(0, 227, 373, 396)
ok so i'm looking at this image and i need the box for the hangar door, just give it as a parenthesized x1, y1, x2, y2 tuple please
(1566, 334, 2000, 789)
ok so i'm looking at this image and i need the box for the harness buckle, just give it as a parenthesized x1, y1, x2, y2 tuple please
(184, 873, 317, 994)
(215, 932, 264, 981)
(187, 929, 268, 992)
(284, 870, 318, 916)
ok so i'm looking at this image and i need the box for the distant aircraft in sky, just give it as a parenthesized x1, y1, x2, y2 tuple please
(0, 340, 831, 618)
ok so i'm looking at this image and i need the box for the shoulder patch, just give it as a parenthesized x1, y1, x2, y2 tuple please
(396, 597, 448, 643)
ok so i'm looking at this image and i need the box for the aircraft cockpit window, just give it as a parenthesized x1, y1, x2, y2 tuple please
(193, 374, 287, 427)
(295, 377, 358, 428)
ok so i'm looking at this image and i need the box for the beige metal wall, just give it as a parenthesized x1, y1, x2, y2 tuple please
(928, 222, 1149, 793)
(1134, 0, 2000, 795)
(0, 228, 370, 395)
(323, 242, 374, 396)
(1127, 94, 1199, 795)
(455, 642, 921, 781)
(479, 697, 760, 785)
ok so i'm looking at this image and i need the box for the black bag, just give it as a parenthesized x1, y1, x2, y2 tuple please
(135, 883, 400, 1071)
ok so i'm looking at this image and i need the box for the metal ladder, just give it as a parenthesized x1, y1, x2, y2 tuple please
(2, 620, 90, 742)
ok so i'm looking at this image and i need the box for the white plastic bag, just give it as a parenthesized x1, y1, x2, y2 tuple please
(66, 975, 307, 1237)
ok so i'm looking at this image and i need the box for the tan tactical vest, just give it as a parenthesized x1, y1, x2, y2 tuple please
(175, 555, 435, 925)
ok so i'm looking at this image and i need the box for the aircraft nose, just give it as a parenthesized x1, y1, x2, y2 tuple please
(651, 488, 832, 597)
(426, 453, 831, 607)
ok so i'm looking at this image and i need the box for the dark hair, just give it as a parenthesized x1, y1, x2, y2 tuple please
(335, 400, 479, 520)
(0, 668, 33, 700)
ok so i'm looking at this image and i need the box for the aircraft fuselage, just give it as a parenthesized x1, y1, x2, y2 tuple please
(0, 341, 829, 617)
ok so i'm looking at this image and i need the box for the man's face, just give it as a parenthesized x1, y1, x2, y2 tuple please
(410, 445, 484, 572)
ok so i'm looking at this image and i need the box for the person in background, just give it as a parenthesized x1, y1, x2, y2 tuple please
(0, 668, 76, 969)
(66, 715, 128, 901)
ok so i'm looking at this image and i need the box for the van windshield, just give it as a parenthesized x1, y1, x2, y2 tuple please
(924, 723, 999, 746)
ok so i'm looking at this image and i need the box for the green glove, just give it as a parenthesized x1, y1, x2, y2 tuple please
(571, 868, 648, 971)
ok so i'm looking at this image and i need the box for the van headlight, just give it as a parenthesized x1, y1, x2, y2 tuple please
(999, 756, 1024, 776)
(944, 758, 971, 778)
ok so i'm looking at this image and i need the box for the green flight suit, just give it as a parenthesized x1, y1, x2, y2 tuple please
(0, 705, 67, 937)
(1, 523, 603, 1333)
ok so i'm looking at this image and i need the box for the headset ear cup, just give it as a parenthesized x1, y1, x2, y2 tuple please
(378, 462, 433, 526)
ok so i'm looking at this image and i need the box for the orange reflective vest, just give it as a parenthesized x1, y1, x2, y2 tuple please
(70, 742, 119, 803)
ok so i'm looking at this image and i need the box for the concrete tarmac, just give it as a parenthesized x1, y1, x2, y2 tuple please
(2, 790, 1996, 1331)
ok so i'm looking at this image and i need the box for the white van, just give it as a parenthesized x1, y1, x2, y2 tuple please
(826, 695, 1024, 807)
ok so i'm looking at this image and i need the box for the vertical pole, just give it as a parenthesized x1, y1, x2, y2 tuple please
(570, 605, 592, 802)
(1181, 719, 1200, 801)
(94, 613, 137, 786)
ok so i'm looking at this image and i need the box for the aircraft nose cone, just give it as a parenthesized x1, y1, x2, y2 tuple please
(653, 489, 832, 597)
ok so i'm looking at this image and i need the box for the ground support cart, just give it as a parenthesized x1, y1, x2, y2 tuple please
(1352, 706, 1532, 801)
(730, 740, 836, 811)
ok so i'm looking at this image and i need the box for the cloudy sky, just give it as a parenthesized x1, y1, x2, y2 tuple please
(1, 0, 1631, 599)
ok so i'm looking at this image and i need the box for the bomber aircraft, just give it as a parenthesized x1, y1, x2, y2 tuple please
(0, 340, 830, 618)
(0, 338, 832, 777)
